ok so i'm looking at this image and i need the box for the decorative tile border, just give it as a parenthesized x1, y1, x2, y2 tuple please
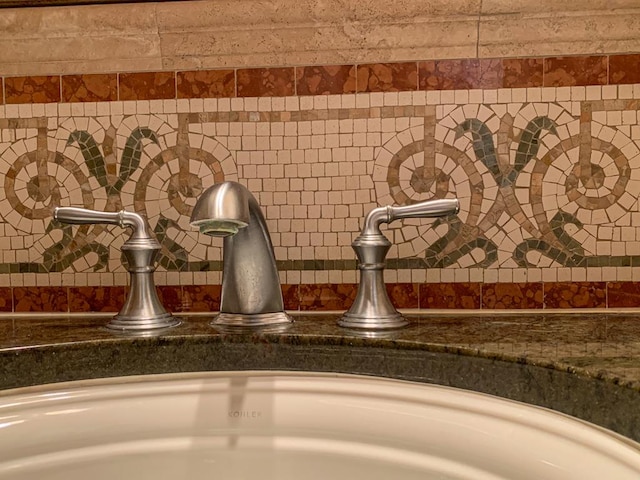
(3, 86, 640, 288)
(1, 281, 640, 312)
(4, 54, 640, 104)
(2, 53, 640, 313)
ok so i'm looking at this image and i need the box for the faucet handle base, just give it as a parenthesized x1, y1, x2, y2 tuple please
(338, 312, 409, 330)
(107, 313, 180, 332)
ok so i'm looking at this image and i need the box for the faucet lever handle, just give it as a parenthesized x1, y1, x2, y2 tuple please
(54, 207, 153, 241)
(54, 207, 123, 227)
(387, 198, 459, 223)
(361, 198, 460, 236)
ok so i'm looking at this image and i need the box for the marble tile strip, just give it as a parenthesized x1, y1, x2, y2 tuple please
(2, 282, 640, 312)
(5, 54, 640, 104)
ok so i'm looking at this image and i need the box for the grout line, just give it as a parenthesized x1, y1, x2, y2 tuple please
(476, 0, 482, 59)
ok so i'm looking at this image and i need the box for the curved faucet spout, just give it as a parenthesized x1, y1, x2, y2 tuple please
(190, 182, 292, 327)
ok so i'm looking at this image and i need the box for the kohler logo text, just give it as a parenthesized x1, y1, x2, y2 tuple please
(229, 410, 262, 418)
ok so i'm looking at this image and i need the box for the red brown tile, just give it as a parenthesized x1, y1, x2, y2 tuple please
(182, 285, 221, 313)
(156, 285, 184, 313)
(62, 74, 118, 102)
(177, 70, 235, 99)
(0, 287, 12, 312)
(502, 58, 543, 88)
(281, 284, 300, 311)
(607, 282, 640, 308)
(69, 286, 125, 312)
(419, 59, 502, 90)
(386, 283, 419, 309)
(237, 67, 295, 97)
(543, 56, 607, 87)
(482, 283, 543, 309)
(119, 71, 176, 101)
(419, 283, 481, 309)
(357, 62, 418, 93)
(543, 282, 606, 309)
(296, 65, 356, 95)
(4, 76, 61, 104)
(299, 283, 357, 311)
(609, 54, 640, 85)
(14, 287, 68, 312)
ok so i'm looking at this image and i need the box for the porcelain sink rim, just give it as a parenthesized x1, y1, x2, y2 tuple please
(2, 371, 640, 480)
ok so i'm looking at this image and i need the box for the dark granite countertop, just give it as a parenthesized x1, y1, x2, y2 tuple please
(2, 311, 640, 441)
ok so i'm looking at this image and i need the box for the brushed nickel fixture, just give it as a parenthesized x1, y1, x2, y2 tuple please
(339, 198, 460, 330)
(190, 181, 292, 328)
(54, 207, 180, 332)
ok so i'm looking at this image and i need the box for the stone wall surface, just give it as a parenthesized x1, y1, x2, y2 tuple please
(1, 1, 640, 75)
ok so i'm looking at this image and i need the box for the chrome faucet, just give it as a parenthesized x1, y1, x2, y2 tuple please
(339, 198, 460, 330)
(190, 181, 292, 327)
(53, 207, 180, 332)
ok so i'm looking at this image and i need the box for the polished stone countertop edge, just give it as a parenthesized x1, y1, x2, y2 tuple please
(2, 311, 640, 391)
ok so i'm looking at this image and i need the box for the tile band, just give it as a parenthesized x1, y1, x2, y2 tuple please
(4, 54, 640, 105)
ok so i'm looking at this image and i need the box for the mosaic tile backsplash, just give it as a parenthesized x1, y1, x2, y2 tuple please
(2, 56, 640, 312)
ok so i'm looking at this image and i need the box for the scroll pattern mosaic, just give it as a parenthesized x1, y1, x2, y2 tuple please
(376, 96, 640, 274)
(1, 85, 640, 287)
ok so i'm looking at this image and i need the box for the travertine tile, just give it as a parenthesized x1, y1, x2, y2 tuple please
(479, 12, 640, 57)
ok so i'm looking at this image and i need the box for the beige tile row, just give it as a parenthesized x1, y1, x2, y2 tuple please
(7, 266, 640, 287)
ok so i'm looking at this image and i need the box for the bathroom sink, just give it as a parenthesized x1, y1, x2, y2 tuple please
(0, 371, 639, 479)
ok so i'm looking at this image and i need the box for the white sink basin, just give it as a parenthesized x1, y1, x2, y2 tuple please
(0, 371, 639, 479)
